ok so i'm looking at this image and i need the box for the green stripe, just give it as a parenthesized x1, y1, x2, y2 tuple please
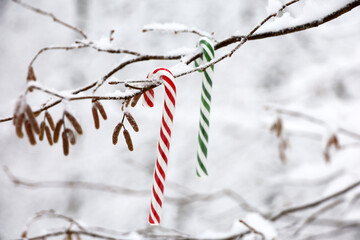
(195, 59, 204, 73)
(200, 39, 215, 56)
(204, 69, 213, 86)
(202, 82, 211, 102)
(203, 50, 212, 63)
(196, 169, 201, 177)
(200, 110, 209, 126)
(197, 154, 208, 175)
(198, 135, 208, 157)
(201, 95, 210, 112)
(199, 123, 209, 142)
(194, 60, 200, 67)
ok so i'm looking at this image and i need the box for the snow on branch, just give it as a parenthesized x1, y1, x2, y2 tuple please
(142, 22, 215, 40)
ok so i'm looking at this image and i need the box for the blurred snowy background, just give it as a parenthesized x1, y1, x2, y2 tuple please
(0, 0, 360, 239)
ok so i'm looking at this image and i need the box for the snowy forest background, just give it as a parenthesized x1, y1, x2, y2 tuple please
(0, 0, 360, 239)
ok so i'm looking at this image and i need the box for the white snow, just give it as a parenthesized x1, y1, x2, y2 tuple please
(259, 0, 356, 33)
(1, 0, 360, 239)
(266, 0, 284, 15)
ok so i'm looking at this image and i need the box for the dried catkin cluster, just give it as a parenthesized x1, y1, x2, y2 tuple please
(13, 93, 142, 155)
(13, 96, 84, 156)
(38, 111, 55, 146)
(91, 100, 107, 129)
(13, 103, 40, 145)
(121, 93, 141, 111)
(323, 134, 340, 162)
(55, 111, 83, 156)
(270, 117, 289, 163)
(112, 112, 139, 151)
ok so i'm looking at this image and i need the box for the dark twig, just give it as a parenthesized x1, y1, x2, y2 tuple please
(186, 0, 360, 64)
(12, 0, 88, 39)
(213, 0, 360, 49)
(0, 1, 358, 123)
(3, 166, 149, 197)
(293, 199, 345, 236)
(239, 220, 265, 240)
(4, 166, 259, 214)
(265, 106, 360, 141)
(142, 25, 215, 41)
(271, 180, 360, 221)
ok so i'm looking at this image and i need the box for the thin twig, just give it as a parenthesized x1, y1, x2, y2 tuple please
(265, 106, 360, 141)
(4, 166, 259, 214)
(23, 209, 86, 237)
(0, 1, 359, 123)
(213, 0, 360, 49)
(239, 220, 265, 240)
(12, 0, 87, 39)
(142, 24, 215, 41)
(271, 180, 360, 221)
(292, 199, 345, 236)
(3, 166, 149, 197)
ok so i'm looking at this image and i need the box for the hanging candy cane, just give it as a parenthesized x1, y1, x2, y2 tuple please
(143, 68, 176, 225)
(194, 37, 215, 178)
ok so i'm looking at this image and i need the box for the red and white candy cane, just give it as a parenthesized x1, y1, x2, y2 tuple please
(143, 68, 176, 225)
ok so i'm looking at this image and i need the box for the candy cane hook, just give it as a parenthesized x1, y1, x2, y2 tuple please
(194, 37, 215, 178)
(143, 68, 176, 225)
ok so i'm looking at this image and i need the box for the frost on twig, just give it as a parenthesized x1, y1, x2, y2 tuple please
(142, 22, 215, 41)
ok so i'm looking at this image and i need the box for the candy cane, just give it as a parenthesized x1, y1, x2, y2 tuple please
(143, 68, 176, 225)
(194, 37, 215, 178)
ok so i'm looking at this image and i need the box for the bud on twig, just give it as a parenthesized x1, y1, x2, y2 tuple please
(123, 129, 133, 151)
(125, 112, 139, 132)
(45, 126, 53, 146)
(112, 123, 123, 145)
(94, 101, 107, 120)
(15, 113, 25, 138)
(39, 121, 46, 140)
(64, 111, 83, 135)
(24, 120, 36, 145)
(62, 131, 69, 156)
(131, 94, 141, 107)
(65, 128, 76, 145)
(54, 119, 64, 143)
(25, 105, 40, 134)
(45, 111, 55, 131)
(27, 66, 36, 82)
(92, 105, 100, 129)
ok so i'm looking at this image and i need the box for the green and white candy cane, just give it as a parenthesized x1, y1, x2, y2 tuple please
(194, 37, 215, 178)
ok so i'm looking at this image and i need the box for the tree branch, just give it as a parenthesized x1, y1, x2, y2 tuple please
(214, 0, 360, 49)
(265, 106, 360, 141)
(3, 166, 260, 214)
(12, 0, 88, 39)
(239, 220, 265, 240)
(271, 180, 360, 221)
(0, 0, 358, 123)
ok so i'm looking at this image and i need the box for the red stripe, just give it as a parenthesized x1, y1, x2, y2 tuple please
(160, 129, 170, 149)
(164, 104, 174, 123)
(144, 93, 154, 107)
(156, 154, 166, 179)
(162, 75, 176, 95)
(162, 117, 171, 137)
(152, 185, 162, 207)
(152, 68, 176, 93)
(158, 143, 168, 165)
(153, 68, 173, 76)
(149, 215, 154, 224)
(150, 203, 161, 223)
(164, 87, 176, 107)
(154, 170, 164, 192)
